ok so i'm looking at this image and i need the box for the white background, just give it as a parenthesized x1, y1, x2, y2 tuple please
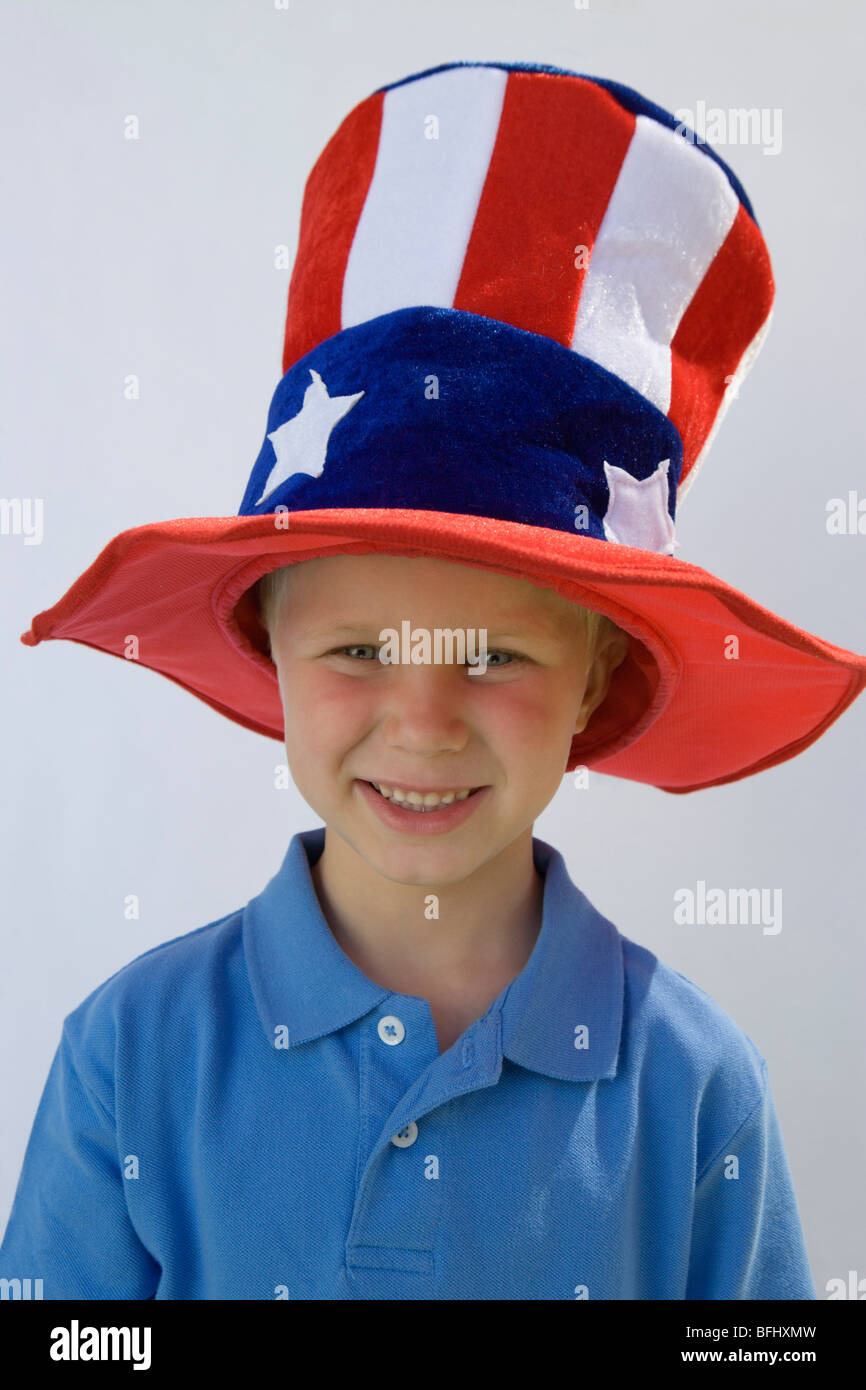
(1, 0, 864, 1295)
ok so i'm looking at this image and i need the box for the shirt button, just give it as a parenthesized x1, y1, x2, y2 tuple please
(377, 1015, 405, 1045)
(391, 1121, 418, 1148)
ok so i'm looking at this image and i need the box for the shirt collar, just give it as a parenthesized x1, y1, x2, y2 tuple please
(243, 827, 623, 1082)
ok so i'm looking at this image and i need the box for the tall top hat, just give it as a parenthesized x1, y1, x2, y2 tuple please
(21, 61, 866, 792)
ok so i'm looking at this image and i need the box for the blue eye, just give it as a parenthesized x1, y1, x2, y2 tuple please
(338, 645, 378, 659)
(329, 646, 525, 667)
(470, 650, 526, 669)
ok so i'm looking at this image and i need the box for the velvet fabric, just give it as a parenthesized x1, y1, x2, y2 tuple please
(239, 306, 682, 542)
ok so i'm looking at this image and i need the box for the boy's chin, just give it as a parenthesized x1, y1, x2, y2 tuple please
(356, 838, 498, 891)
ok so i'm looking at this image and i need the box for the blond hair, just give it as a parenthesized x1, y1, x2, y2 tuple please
(256, 563, 293, 641)
(580, 604, 625, 660)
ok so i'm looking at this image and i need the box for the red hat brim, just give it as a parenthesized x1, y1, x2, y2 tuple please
(20, 507, 866, 793)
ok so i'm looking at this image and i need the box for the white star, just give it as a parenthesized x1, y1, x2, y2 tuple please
(255, 369, 364, 505)
(601, 458, 678, 555)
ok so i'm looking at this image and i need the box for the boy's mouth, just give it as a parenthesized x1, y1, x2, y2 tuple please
(366, 780, 483, 813)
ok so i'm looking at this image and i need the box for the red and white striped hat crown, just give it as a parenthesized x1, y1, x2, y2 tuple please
(278, 60, 773, 509)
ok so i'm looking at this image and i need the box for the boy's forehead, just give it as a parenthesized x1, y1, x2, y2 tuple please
(279, 553, 581, 625)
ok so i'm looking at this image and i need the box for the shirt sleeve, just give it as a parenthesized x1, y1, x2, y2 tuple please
(0, 1022, 160, 1299)
(685, 1063, 816, 1300)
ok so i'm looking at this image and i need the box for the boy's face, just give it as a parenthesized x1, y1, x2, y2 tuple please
(267, 554, 627, 887)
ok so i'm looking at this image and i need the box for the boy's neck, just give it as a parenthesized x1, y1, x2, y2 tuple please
(308, 828, 545, 1011)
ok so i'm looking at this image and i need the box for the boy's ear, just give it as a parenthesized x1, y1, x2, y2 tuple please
(573, 629, 630, 735)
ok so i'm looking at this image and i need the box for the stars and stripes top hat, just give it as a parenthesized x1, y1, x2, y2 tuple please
(21, 61, 866, 792)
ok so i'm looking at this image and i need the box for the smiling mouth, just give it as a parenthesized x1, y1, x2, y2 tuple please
(366, 781, 483, 813)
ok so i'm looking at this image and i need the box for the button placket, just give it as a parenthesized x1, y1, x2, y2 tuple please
(358, 1001, 436, 1168)
(347, 999, 444, 1279)
(347, 1014, 503, 1286)
(375, 1015, 423, 1147)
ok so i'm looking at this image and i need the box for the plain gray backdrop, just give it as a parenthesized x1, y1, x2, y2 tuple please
(2, 0, 864, 1297)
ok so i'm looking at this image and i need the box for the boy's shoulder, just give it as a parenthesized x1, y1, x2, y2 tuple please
(59, 906, 248, 1066)
(616, 928, 769, 1174)
(620, 930, 766, 1069)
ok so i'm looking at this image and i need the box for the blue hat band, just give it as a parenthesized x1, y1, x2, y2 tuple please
(238, 306, 683, 544)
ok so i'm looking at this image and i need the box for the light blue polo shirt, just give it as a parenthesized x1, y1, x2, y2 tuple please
(0, 828, 816, 1300)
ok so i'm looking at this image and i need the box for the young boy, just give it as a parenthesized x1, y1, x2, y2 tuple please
(3, 61, 865, 1301)
(259, 551, 629, 1059)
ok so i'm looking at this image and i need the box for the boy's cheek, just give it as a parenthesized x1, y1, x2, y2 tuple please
(281, 664, 371, 721)
(282, 683, 377, 765)
(475, 680, 572, 744)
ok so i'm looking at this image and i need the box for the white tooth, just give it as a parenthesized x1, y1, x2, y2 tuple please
(375, 784, 475, 807)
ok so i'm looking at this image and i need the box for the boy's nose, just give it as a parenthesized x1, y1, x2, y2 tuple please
(379, 667, 471, 755)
